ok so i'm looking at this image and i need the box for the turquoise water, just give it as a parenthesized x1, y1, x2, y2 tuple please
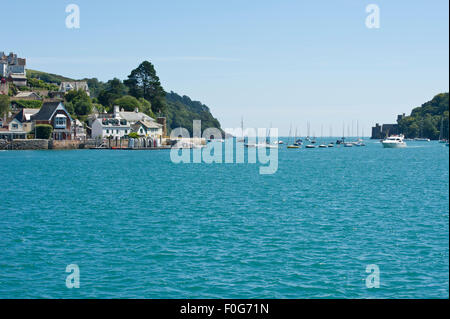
(0, 140, 448, 298)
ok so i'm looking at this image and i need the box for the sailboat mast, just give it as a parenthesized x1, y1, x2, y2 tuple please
(357, 121, 359, 139)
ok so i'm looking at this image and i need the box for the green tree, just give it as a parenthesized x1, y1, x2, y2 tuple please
(92, 103, 106, 114)
(139, 98, 155, 118)
(124, 61, 167, 114)
(0, 95, 9, 119)
(113, 95, 141, 112)
(98, 78, 128, 108)
(65, 89, 93, 117)
(83, 78, 105, 98)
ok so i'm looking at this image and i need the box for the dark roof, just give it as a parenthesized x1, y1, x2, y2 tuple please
(31, 102, 61, 121)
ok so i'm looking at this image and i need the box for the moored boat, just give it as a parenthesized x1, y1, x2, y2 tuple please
(382, 134, 407, 148)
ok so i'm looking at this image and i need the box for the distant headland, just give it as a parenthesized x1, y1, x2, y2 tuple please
(371, 93, 449, 140)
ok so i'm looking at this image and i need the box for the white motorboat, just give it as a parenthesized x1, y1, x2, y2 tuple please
(245, 142, 277, 149)
(382, 135, 407, 148)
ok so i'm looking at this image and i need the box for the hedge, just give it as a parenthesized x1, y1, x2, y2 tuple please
(35, 124, 53, 139)
(13, 100, 43, 109)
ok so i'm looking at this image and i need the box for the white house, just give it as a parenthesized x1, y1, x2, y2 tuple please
(59, 81, 90, 96)
(0, 52, 26, 86)
(132, 120, 163, 138)
(90, 106, 163, 139)
(73, 119, 86, 140)
(0, 118, 27, 140)
(91, 117, 131, 139)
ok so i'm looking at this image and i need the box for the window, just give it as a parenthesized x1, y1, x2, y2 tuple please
(106, 129, 109, 134)
(55, 116, 66, 128)
(125, 130, 128, 134)
(116, 130, 119, 134)
(12, 124, 18, 129)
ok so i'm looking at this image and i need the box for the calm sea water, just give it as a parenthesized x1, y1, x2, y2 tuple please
(0, 139, 448, 299)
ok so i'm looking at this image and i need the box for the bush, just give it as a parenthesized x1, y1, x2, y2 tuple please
(13, 99, 43, 109)
(35, 124, 53, 139)
(128, 132, 139, 139)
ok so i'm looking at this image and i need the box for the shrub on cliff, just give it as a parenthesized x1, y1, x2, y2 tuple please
(35, 124, 53, 139)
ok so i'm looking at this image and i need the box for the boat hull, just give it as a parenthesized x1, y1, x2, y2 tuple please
(382, 142, 407, 148)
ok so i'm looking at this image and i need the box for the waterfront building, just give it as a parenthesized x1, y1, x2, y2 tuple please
(14, 108, 39, 133)
(91, 117, 131, 139)
(31, 101, 73, 140)
(131, 119, 163, 138)
(73, 119, 86, 141)
(0, 118, 27, 141)
(90, 106, 163, 140)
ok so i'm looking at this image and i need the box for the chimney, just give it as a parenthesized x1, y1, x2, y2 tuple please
(114, 105, 120, 116)
(157, 117, 167, 137)
(134, 107, 139, 113)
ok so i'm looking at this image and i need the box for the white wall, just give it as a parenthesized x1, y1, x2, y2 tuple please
(92, 119, 130, 139)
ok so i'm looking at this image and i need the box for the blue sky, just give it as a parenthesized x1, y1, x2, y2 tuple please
(3, 0, 449, 136)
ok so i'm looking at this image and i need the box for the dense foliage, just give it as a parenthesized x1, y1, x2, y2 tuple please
(26, 78, 59, 91)
(12, 100, 43, 109)
(35, 124, 53, 139)
(97, 78, 128, 109)
(65, 89, 93, 117)
(124, 61, 167, 114)
(165, 92, 222, 135)
(398, 93, 449, 140)
(0, 94, 9, 118)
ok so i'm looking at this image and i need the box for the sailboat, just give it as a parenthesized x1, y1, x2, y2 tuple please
(237, 117, 245, 143)
(257, 126, 278, 148)
(336, 122, 345, 145)
(318, 124, 327, 148)
(287, 125, 300, 149)
(439, 117, 448, 143)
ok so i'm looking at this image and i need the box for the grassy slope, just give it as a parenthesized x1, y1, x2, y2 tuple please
(26, 69, 76, 84)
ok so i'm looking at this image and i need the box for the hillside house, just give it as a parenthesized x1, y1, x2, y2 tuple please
(59, 81, 90, 97)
